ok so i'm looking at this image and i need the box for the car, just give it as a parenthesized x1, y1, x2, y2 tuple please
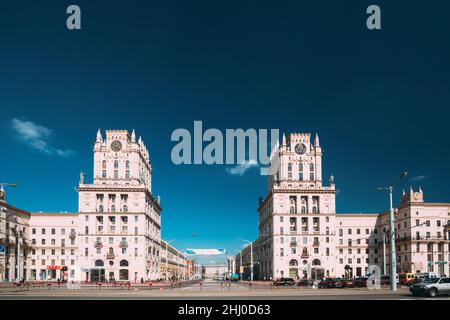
(318, 278, 343, 289)
(399, 273, 416, 285)
(297, 279, 315, 287)
(409, 277, 450, 297)
(380, 274, 399, 286)
(353, 277, 369, 288)
(273, 277, 295, 286)
(340, 278, 354, 288)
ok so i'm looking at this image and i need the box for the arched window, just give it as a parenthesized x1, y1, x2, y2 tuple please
(312, 206, 317, 214)
(312, 259, 321, 266)
(310, 163, 314, 171)
(111, 205, 116, 212)
(109, 247, 114, 254)
(301, 206, 306, 214)
(102, 160, 106, 169)
(287, 163, 292, 171)
(125, 161, 130, 169)
(99, 205, 104, 212)
(95, 259, 104, 267)
(123, 205, 128, 212)
(120, 260, 129, 267)
(289, 259, 298, 266)
(299, 163, 303, 172)
(290, 206, 295, 214)
(114, 160, 119, 169)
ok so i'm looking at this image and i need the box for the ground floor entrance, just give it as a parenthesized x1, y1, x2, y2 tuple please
(91, 268, 106, 282)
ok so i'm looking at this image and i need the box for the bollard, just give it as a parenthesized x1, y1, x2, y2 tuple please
(178, 283, 181, 291)
(249, 282, 252, 291)
(199, 283, 202, 291)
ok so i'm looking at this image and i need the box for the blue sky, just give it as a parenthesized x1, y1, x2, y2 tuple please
(1, 1, 450, 264)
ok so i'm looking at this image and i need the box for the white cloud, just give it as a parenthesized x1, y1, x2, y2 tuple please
(226, 159, 259, 176)
(409, 174, 430, 182)
(11, 118, 76, 157)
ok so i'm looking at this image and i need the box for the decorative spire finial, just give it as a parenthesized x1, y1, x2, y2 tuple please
(96, 129, 102, 142)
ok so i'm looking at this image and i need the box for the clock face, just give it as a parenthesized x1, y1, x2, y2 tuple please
(294, 143, 307, 155)
(111, 140, 122, 152)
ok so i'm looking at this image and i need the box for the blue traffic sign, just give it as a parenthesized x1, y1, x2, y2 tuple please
(0, 245, 5, 253)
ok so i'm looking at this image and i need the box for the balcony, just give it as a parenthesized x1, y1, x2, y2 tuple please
(313, 241, 320, 247)
(69, 231, 76, 240)
(301, 253, 309, 259)
(106, 253, 115, 259)
(94, 241, 103, 249)
(119, 241, 128, 248)
(290, 241, 297, 247)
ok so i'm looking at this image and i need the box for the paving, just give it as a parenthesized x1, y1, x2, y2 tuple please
(0, 279, 448, 300)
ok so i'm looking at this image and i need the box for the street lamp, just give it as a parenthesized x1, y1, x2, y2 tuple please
(378, 171, 407, 291)
(242, 239, 253, 282)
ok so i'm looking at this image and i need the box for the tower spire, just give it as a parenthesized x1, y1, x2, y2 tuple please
(96, 129, 103, 142)
(282, 132, 286, 146)
(131, 129, 136, 143)
(315, 133, 320, 147)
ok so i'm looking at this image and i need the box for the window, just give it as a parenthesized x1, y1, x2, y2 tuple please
(111, 205, 116, 212)
(32, 228, 36, 235)
(416, 219, 420, 226)
(310, 173, 314, 181)
(310, 163, 314, 171)
(41, 228, 46, 235)
(114, 160, 119, 169)
(114, 170, 118, 179)
(125, 170, 130, 179)
(287, 163, 292, 171)
(99, 205, 104, 212)
(102, 170, 106, 178)
(125, 161, 130, 169)
(102, 160, 106, 168)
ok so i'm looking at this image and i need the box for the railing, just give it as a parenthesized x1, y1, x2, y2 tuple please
(290, 242, 297, 247)
(119, 241, 128, 248)
(106, 253, 115, 259)
(94, 241, 103, 248)
(301, 253, 309, 258)
(313, 241, 320, 247)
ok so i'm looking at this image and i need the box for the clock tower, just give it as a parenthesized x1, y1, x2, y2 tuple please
(77, 129, 161, 282)
(258, 132, 337, 280)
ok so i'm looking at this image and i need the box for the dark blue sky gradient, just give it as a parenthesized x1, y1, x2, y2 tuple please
(1, 1, 450, 263)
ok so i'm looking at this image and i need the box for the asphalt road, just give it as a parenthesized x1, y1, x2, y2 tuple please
(0, 279, 449, 300)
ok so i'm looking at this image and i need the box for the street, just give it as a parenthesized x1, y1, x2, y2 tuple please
(0, 279, 449, 300)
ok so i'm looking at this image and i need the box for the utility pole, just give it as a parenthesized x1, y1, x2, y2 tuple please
(388, 186, 397, 291)
(16, 230, 20, 282)
(382, 231, 387, 275)
(378, 185, 399, 291)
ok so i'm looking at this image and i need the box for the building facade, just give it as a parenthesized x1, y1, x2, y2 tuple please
(160, 240, 187, 281)
(239, 132, 450, 280)
(0, 192, 31, 282)
(2, 129, 186, 283)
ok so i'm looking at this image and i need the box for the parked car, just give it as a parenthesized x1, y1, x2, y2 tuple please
(399, 273, 416, 285)
(318, 278, 343, 288)
(297, 279, 315, 287)
(273, 277, 295, 286)
(380, 274, 399, 285)
(353, 277, 369, 288)
(409, 277, 450, 297)
(340, 278, 354, 288)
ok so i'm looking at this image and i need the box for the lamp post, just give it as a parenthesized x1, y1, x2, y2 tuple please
(242, 239, 253, 282)
(378, 172, 407, 291)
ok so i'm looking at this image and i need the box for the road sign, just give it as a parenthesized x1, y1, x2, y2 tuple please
(0, 245, 5, 253)
(435, 261, 448, 265)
